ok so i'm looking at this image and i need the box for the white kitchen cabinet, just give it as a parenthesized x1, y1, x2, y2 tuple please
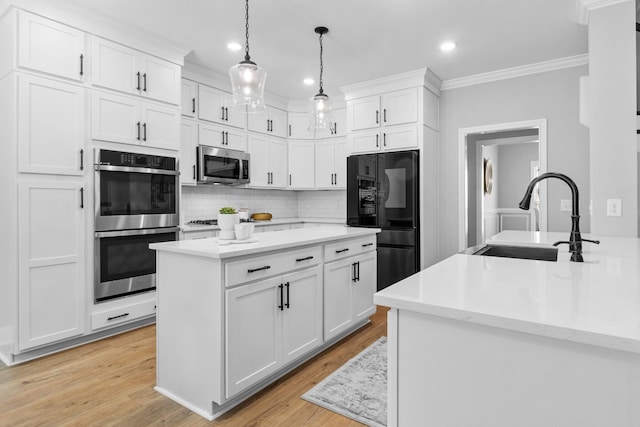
(315, 138, 348, 189)
(199, 122, 247, 152)
(248, 134, 287, 188)
(92, 37, 181, 105)
(91, 90, 180, 150)
(287, 112, 315, 140)
(288, 140, 315, 189)
(330, 107, 347, 138)
(180, 119, 198, 185)
(349, 125, 419, 154)
(18, 74, 86, 176)
(347, 88, 418, 132)
(248, 105, 288, 139)
(323, 236, 376, 340)
(225, 265, 322, 397)
(18, 180, 86, 350)
(17, 11, 86, 82)
(181, 78, 197, 117)
(198, 84, 246, 129)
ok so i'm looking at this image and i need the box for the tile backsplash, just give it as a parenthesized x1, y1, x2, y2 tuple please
(181, 186, 346, 223)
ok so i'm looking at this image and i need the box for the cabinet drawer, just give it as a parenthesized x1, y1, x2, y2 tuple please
(225, 246, 321, 287)
(91, 298, 156, 330)
(324, 235, 376, 263)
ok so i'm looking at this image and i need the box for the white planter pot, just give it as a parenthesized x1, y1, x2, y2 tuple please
(218, 213, 239, 240)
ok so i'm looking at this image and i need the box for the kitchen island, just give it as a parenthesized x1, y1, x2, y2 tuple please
(375, 231, 640, 427)
(150, 226, 379, 420)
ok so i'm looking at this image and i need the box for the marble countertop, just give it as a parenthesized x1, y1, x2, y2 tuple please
(374, 231, 640, 353)
(180, 217, 345, 232)
(151, 226, 379, 259)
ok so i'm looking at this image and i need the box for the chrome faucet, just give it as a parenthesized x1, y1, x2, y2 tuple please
(518, 172, 599, 262)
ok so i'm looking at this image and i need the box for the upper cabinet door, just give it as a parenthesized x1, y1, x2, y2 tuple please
(381, 88, 418, 126)
(181, 79, 198, 118)
(199, 85, 246, 129)
(268, 107, 288, 139)
(349, 95, 380, 132)
(247, 108, 269, 134)
(91, 90, 140, 145)
(140, 101, 180, 150)
(92, 37, 139, 96)
(18, 74, 85, 175)
(288, 112, 315, 140)
(92, 37, 180, 105)
(141, 54, 181, 105)
(331, 107, 347, 138)
(18, 11, 86, 82)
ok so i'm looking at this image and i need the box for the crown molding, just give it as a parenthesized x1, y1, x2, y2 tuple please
(441, 54, 588, 91)
(341, 68, 442, 101)
(576, 0, 631, 25)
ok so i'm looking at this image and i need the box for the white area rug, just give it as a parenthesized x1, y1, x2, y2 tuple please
(302, 337, 387, 427)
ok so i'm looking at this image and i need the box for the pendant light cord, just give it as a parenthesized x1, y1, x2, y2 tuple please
(244, 0, 251, 61)
(318, 32, 324, 95)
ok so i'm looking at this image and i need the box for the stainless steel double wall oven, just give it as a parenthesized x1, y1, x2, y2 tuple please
(94, 149, 179, 302)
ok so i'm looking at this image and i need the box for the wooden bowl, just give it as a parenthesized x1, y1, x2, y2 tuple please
(251, 213, 272, 221)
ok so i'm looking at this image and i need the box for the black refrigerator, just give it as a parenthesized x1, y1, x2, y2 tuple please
(347, 150, 419, 291)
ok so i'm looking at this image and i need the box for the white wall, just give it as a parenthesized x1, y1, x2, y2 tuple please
(497, 142, 538, 209)
(181, 187, 346, 223)
(587, 0, 637, 237)
(439, 65, 590, 259)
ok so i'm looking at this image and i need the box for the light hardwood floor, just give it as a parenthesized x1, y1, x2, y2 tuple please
(0, 306, 389, 426)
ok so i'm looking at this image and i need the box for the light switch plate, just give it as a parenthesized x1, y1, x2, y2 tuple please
(560, 199, 572, 212)
(607, 199, 622, 217)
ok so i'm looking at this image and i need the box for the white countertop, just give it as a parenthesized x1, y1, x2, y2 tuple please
(151, 226, 379, 259)
(180, 217, 345, 232)
(374, 231, 640, 353)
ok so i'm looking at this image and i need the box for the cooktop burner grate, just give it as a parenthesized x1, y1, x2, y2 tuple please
(187, 219, 218, 225)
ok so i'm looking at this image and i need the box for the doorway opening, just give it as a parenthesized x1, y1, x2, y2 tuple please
(458, 119, 548, 250)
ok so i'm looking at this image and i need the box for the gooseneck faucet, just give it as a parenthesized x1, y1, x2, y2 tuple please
(518, 172, 599, 262)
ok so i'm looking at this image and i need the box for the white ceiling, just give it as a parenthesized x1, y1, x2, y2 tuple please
(71, 0, 587, 101)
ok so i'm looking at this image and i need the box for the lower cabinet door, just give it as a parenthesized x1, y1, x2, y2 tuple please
(352, 252, 377, 323)
(225, 277, 282, 398)
(281, 266, 322, 364)
(18, 180, 86, 350)
(323, 257, 354, 340)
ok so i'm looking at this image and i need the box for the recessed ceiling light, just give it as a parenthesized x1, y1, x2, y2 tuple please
(227, 42, 242, 51)
(303, 78, 315, 85)
(440, 41, 456, 52)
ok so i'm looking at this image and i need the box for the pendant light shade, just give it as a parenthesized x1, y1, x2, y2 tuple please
(309, 26, 333, 132)
(229, 0, 266, 112)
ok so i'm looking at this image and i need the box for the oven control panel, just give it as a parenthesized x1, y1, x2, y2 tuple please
(98, 149, 176, 171)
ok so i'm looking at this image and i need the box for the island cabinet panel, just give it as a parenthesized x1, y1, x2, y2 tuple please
(225, 265, 322, 398)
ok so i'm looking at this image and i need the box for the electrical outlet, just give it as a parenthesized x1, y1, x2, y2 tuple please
(606, 199, 622, 217)
(560, 199, 572, 212)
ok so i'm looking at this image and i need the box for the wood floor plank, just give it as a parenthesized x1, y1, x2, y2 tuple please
(0, 306, 389, 426)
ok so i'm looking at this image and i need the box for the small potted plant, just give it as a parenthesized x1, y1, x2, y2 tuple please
(218, 207, 239, 240)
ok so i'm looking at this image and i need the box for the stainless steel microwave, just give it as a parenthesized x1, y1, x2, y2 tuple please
(197, 146, 250, 185)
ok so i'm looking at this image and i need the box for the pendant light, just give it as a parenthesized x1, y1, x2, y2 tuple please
(308, 26, 333, 132)
(229, 0, 266, 112)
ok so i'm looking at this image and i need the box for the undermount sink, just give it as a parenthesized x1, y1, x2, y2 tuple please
(463, 244, 558, 262)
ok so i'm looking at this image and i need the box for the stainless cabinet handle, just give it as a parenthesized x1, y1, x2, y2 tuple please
(136, 72, 141, 91)
(225, 107, 229, 121)
(192, 98, 196, 114)
(143, 73, 147, 92)
(266, 119, 270, 132)
(296, 256, 314, 262)
(221, 131, 225, 145)
(79, 54, 84, 76)
(383, 133, 386, 147)
(362, 243, 374, 247)
(225, 131, 229, 145)
(278, 284, 284, 311)
(192, 165, 196, 180)
(383, 108, 387, 122)
(79, 149, 84, 171)
(136, 122, 141, 140)
(143, 123, 147, 141)
(289, 124, 292, 136)
(376, 110, 379, 124)
(352, 262, 357, 282)
(333, 122, 337, 134)
(376, 134, 379, 147)
(285, 282, 290, 309)
(221, 106, 225, 120)
(336, 248, 349, 254)
(289, 174, 291, 186)
(80, 187, 84, 209)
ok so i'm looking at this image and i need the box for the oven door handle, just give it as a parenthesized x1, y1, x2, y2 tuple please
(94, 164, 179, 176)
(95, 227, 180, 238)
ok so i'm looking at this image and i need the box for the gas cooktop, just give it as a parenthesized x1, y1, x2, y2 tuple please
(187, 219, 218, 225)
